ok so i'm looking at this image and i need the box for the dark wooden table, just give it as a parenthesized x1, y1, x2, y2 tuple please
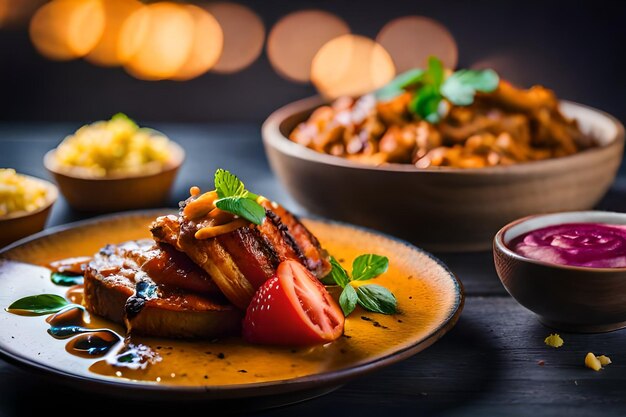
(1, 123, 626, 417)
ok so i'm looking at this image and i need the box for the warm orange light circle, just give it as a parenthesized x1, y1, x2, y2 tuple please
(29, 0, 105, 61)
(267, 9, 350, 83)
(117, 4, 150, 64)
(0, 0, 9, 28)
(376, 16, 458, 71)
(122, 2, 195, 81)
(311, 34, 396, 99)
(85, 0, 144, 67)
(171, 5, 224, 81)
(0, 0, 46, 29)
(204, 2, 265, 74)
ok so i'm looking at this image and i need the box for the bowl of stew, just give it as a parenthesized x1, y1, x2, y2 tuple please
(262, 79, 624, 251)
(494, 211, 626, 333)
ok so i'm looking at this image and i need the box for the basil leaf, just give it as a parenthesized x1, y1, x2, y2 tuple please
(374, 68, 425, 101)
(7, 294, 70, 315)
(322, 256, 350, 287)
(244, 191, 259, 201)
(410, 84, 442, 123)
(352, 254, 389, 281)
(339, 285, 358, 316)
(214, 169, 246, 199)
(423, 56, 445, 89)
(110, 112, 138, 129)
(356, 284, 397, 314)
(51, 272, 84, 287)
(441, 69, 499, 106)
(215, 196, 266, 225)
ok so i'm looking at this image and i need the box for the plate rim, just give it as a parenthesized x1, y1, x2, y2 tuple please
(0, 209, 464, 399)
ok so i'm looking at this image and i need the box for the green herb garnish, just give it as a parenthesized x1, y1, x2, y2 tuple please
(51, 272, 84, 287)
(323, 254, 397, 316)
(6, 294, 71, 316)
(375, 56, 499, 122)
(110, 112, 138, 129)
(213, 169, 265, 225)
(375, 68, 425, 101)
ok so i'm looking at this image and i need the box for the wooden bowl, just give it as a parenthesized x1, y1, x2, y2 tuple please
(0, 175, 57, 248)
(494, 211, 626, 333)
(43, 141, 184, 213)
(262, 97, 624, 252)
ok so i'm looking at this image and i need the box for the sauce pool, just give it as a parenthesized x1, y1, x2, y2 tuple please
(509, 222, 626, 268)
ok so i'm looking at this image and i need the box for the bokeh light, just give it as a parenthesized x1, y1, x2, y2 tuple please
(376, 16, 458, 71)
(0, 0, 46, 29)
(171, 4, 224, 81)
(311, 34, 396, 99)
(121, 2, 195, 81)
(204, 2, 265, 74)
(267, 9, 349, 83)
(116, 3, 150, 64)
(85, 0, 143, 67)
(0, 0, 9, 28)
(29, 0, 105, 61)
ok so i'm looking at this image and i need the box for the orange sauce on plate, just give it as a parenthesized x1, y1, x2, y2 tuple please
(0, 214, 460, 387)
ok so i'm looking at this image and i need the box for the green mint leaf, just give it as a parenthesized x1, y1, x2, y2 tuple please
(110, 113, 138, 129)
(7, 294, 70, 315)
(356, 284, 397, 314)
(339, 284, 358, 316)
(51, 272, 84, 287)
(215, 196, 266, 225)
(244, 191, 259, 200)
(374, 68, 425, 101)
(214, 169, 246, 199)
(321, 256, 350, 287)
(425, 56, 445, 89)
(441, 69, 499, 106)
(409, 84, 442, 122)
(352, 254, 389, 281)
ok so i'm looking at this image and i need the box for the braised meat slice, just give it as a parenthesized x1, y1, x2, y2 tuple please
(150, 199, 332, 310)
(83, 240, 242, 338)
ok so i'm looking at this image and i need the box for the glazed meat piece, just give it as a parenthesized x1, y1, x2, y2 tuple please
(150, 197, 332, 310)
(289, 78, 595, 168)
(84, 240, 241, 338)
(258, 199, 330, 278)
(151, 214, 258, 309)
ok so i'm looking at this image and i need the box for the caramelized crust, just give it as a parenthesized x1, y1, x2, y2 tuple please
(150, 199, 332, 309)
(83, 240, 242, 338)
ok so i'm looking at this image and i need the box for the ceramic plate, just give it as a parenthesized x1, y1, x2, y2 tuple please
(0, 210, 463, 406)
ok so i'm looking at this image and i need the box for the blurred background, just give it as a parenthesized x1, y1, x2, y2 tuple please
(0, 0, 624, 124)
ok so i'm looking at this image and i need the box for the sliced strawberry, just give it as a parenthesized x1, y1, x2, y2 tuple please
(243, 259, 344, 346)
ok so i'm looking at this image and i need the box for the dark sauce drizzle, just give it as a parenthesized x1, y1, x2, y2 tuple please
(43, 285, 161, 368)
(46, 305, 122, 357)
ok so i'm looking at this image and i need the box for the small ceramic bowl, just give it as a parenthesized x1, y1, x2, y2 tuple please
(0, 175, 57, 248)
(44, 141, 185, 213)
(494, 210, 626, 333)
(263, 97, 624, 252)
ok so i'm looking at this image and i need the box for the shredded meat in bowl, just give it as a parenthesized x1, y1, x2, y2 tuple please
(289, 81, 596, 168)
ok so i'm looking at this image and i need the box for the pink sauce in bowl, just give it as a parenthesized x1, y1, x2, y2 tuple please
(509, 223, 626, 268)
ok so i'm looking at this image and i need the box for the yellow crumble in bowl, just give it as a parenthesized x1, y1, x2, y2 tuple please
(53, 113, 171, 178)
(0, 169, 49, 218)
